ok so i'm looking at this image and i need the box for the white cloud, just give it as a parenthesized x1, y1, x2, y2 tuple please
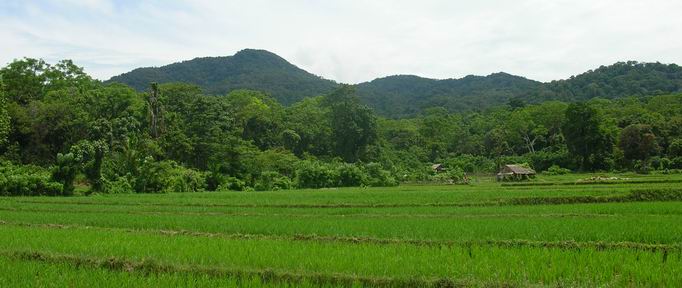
(1, 0, 682, 83)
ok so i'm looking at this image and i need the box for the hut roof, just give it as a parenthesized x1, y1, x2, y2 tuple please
(500, 164, 536, 175)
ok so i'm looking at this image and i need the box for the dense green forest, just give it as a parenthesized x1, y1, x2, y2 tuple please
(109, 49, 682, 117)
(1, 58, 682, 196)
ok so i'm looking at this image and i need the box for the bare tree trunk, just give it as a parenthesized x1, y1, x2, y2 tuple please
(147, 83, 164, 139)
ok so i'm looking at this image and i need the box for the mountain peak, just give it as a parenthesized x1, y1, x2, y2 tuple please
(108, 49, 338, 105)
(234, 48, 279, 57)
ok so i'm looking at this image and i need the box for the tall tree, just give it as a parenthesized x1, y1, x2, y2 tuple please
(0, 58, 50, 104)
(225, 89, 283, 150)
(507, 110, 547, 154)
(324, 85, 377, 162)
(284, 97, 332, 156)
(618, 124, 659, 162)
(563, 103, 614, 170)
(0, 58, 94, 105)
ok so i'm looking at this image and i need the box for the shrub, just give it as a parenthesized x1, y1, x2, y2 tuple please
(254, 171, 292, 191)
(543, 165, 571, 175)
(362, 163, 398, 187)
(668, 139, 682, 158)
(51, 153, 80, 196)
(104, 176, 134, 194)
(444, 155, 496, 173)
(650, 156, 671, 171)
(134, 158, 206, 193)
(670, 157, 682, 169)
(205, 169, 225, 191)
(432, 167, 467, 184)
(527, 147, 575, 172)
(633, 160, 651, 174)
(336, 163, 366, 187)
(0, 162, 64, 196)
(218, 177, 246, 191)
(295, 160, 339, 189)
(401, 166, 434, 182)
(246, 149, 299, 179)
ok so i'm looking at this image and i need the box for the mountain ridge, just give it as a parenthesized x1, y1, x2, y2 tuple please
(108, 49, 682, 117)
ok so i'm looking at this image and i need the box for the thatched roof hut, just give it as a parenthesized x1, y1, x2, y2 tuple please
(497, 164, 536, 181)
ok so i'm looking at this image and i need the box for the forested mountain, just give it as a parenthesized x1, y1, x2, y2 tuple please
(540, 61, 682, 102)
(108, 49, 338, 105)
(357, 62, 682, 117)
(110, 50, 682, 117)
(355, 73, 542, 116)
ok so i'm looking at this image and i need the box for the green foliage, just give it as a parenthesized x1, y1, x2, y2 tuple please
(0, 58, 94, 105)
(649, 157, 671, 171)
(324, 85, 378, 162)
(0, 162, 63, 196)
(527, 146, 574, 172)
(361, 163, 398, 187)
(543, 165, 571, 175)
(103, 176, 134, 194)
(134, 159, 206, 193)
(618, 124, 659, 162)
(670, 157, 682, 169)
(294, 160, 339, 189)
(51, 153, 80, 195)
(71, 140, 109, 193)
(444, 155, 496, 173)
(218, 177, 246, 191)
(432, 167, 467, 184)
(3, 58, 682, 195)
(563, 103, 615, 171)
(254, 171, 292, 191)
(668, 139, 682, 158)
(336, 163, 366, 187)
(294, 160, 397, 188)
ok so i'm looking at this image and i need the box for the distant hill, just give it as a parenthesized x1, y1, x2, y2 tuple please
(355, 73, 542, 116)
(109, 50, 682, 117)
(540, 61, 682, 102)
(356, 62, 682, 117)
(108, 49, 338, 105)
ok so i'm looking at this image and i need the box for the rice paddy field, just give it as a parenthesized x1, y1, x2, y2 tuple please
(1, 173, 682, 287)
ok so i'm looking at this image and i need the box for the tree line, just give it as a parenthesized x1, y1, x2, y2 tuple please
(1, 58, 681, 195)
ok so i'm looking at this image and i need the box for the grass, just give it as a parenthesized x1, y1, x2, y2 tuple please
(0, 172, 681, 287)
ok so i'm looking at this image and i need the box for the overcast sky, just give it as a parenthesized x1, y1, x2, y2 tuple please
(2, 0, 682, 83)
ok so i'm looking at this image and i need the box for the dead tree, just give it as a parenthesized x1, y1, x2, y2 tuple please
(147, 83, 165, 138)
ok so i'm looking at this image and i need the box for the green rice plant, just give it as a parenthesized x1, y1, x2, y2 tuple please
(0, 256, 332, 288)
(1, 201, 682, 244)
(2, 173, 682, 287)
(0, 225, 680, 287)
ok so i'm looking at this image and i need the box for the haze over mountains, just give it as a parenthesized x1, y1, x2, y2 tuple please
(109, 49, 682, 117)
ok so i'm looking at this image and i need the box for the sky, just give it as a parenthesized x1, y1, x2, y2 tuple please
(2, 0, 682, 84)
